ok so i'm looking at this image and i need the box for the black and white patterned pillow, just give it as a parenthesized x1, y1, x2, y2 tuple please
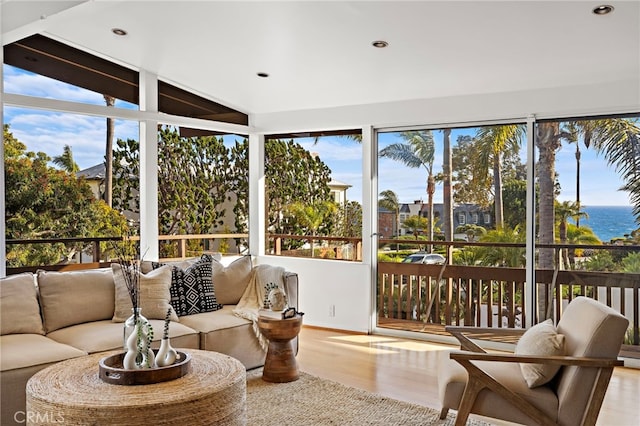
(153, 255, 222, 316)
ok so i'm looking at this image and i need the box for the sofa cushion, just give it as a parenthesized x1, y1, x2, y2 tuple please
(37, 269, 115, 333)
(515, 319, 565, 388)
(0, 334, 86, 371)
(211, 255, 253, 305)
(0, 273, 44, 336)
(46, 319, 199, 354)
(112, 263, 178, 322)
(153, 255, 223, 317)
(170, 259, 221, 316)
(178, 306, 252, 333)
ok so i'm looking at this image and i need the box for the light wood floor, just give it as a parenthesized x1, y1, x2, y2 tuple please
(296, 327, 640, 426)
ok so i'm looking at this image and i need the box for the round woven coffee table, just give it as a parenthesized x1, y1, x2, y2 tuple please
(26, 349, 246, 426)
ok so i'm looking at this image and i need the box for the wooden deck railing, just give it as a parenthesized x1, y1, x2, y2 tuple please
(377, 262, 640, 354)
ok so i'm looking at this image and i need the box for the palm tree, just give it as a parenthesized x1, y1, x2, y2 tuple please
(402, 215, 429, 250)
(104, 94, 116, 207)
(563, 122, 584, 226)
(442, 129, 453, 245)
(285, 200, 337, 257)
(564, 224, 600, 270)
(473, 124, 524, 229)
(535, 118, 640, 318)
(585, 119, 640, 219)
(380, 131, 436, 247)
(378, 190, 400, 252)
(535, 121, 565, 319)
(555, 200, 588, 268)
(52, 145, 79, 173)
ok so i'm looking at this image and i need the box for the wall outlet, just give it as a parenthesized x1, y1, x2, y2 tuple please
(329, 304, 336, 317)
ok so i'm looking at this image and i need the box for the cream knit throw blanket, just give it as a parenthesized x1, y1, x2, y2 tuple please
(233, 264, 286, 351)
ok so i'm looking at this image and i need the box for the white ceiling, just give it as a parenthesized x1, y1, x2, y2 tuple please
(2, 0, 640, 115)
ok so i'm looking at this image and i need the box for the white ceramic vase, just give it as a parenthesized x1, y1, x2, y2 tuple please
(123, 315, 155, 370)
(155, 338, 178, 367)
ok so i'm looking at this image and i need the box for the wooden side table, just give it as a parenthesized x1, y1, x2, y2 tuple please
(258, 314, 303, 383)
(26, 349, 246, 425)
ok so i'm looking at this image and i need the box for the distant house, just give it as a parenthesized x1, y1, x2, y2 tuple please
(76, 163, 105, 200)
(377, 206, 396, 238)
(329, 179, 351, 206)
(392, 201, 492, 238)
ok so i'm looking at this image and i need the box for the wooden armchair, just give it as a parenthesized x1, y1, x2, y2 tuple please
(437, 297, 628, 426)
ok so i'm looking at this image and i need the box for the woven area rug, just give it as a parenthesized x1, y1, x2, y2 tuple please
(246, 369, 491, 425)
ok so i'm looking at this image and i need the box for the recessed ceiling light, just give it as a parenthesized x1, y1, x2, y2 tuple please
(592, 5, 614, 15)
(111, 28, 127, 36)
(372, 40, 389, 48)
(257, 72, 269, 78)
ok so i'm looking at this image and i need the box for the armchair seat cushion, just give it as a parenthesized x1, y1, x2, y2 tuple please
(437, 350, 559, 425)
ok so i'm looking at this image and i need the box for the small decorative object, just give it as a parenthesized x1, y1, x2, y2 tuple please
(155, 308, 178, 367)
(123, 308, 149, 350)
(114, 245, 155, 370)
(282, 307, 304, 319)
(123, 317, 155, 369)
(99, 350, 191, 385)
(267, 287, 288, 311)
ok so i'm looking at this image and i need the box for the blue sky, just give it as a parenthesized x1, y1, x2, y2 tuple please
(3, 64, 632, 207)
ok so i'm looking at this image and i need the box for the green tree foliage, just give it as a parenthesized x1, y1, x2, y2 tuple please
(229, 138, 249, 248)
(402, 215, 429, 239)
(336, 201, 363, 238)
(474, 226, 525, 267)
(158, 127, 231, 236)
(4, 125, 128, 267)
(502, 179, 528, 229)
(112, 127, 236, 256)
(112, 133, 335, 255)
(265, 139, 334, 243)
(285, 200, 338, 257)
(473, 125, 525, 229)
(452, 135, 488, 206)
(621, 252, 640, 273)
(52, 145, 79, 172)
(112, 137, 140, 225)
(380, 131, 437, 242)
(455, 224, 487, 242)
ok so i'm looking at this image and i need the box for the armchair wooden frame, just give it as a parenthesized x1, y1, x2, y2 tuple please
(441, 326, 624, 426)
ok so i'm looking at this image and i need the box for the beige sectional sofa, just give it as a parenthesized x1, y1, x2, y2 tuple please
(0, 256, 298, 426)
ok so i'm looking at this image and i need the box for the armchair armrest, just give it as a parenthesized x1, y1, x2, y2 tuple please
(449, 350, 624, 368)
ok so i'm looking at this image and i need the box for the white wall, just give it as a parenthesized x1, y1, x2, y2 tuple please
(255, 255, 371, 333)
(252, 80, 640, 134)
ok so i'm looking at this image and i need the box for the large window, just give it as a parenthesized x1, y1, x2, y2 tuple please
(265, 131, 362, 261)
(4, 105, 138, 268)
(376, 123, 528, 329)
(3, 35, 250, 271)
(534, 115, 640, 322)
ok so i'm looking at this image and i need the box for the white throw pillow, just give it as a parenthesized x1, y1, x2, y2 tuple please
(515, 318, 565, 388)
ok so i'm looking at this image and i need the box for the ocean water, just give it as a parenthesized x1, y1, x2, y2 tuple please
(575, 205, 638, 242)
